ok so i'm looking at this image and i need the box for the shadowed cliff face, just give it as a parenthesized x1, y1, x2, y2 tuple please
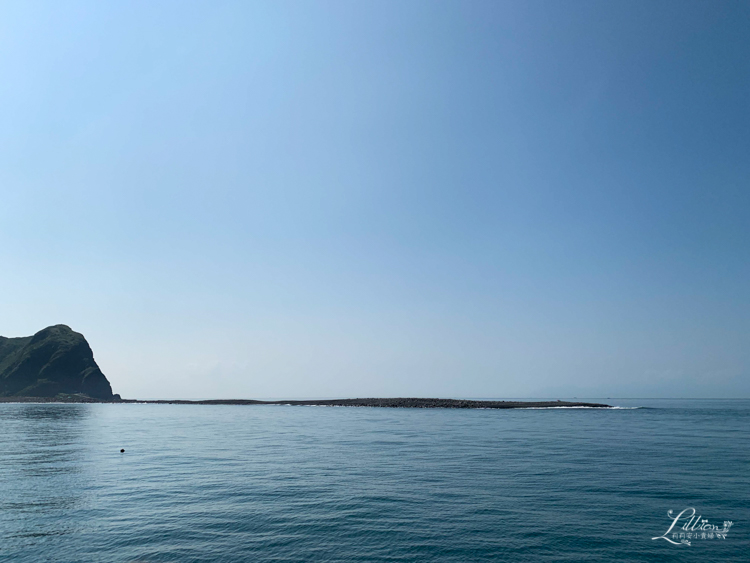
(0, 325, 114, 400)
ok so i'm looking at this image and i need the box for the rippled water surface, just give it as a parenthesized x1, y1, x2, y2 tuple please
(1, 399, 748, 562)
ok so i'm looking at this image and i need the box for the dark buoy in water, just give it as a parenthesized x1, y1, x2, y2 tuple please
(120, 448, 125, 453)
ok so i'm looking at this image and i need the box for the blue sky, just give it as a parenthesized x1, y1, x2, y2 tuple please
(1, 1, 748, 398)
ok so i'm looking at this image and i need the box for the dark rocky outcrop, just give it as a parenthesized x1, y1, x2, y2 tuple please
(124, 398, 611, 408)
(0, 325, 116, 400)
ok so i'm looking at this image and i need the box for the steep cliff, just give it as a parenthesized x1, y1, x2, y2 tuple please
(0, 325, 115, 400)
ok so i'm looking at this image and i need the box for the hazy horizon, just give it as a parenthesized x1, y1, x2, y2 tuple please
(1, 1, 748, 399)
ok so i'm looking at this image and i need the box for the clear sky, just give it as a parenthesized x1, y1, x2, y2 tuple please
(1, 1, 748, 399)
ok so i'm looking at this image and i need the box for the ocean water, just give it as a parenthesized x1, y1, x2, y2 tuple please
(0, 399, 748, 562)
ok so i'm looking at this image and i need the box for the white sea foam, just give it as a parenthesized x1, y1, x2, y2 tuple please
(522, 405, 643, 409)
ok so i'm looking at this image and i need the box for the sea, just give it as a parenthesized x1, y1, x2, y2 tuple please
(0, 399, 747, 562)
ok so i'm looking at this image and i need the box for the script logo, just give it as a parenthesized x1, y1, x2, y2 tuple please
(652, 507, 733, 546)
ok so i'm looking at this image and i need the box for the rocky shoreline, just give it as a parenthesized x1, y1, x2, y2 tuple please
(0, 326, 613, 409)
(0, 396, 612, 408)
(134, 398, 612, 408)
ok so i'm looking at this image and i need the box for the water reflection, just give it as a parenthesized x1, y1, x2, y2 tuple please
(0, 404, 91, 544)
(1, 404, 89, 473)
(13, 403, 90, 421)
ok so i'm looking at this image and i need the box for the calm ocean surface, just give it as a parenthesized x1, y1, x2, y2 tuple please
(0, 399, 748, 562)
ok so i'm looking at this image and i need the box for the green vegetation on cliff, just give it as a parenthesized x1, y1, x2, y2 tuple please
(0, 325, 115, 400)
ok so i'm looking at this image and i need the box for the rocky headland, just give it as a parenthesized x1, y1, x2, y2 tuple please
(0, 325, 117, 401)
(0, 326, 611, 408)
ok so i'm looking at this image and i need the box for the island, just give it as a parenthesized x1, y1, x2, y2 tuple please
(123, 398, 612, 408)
(0, 325, 611, 408)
